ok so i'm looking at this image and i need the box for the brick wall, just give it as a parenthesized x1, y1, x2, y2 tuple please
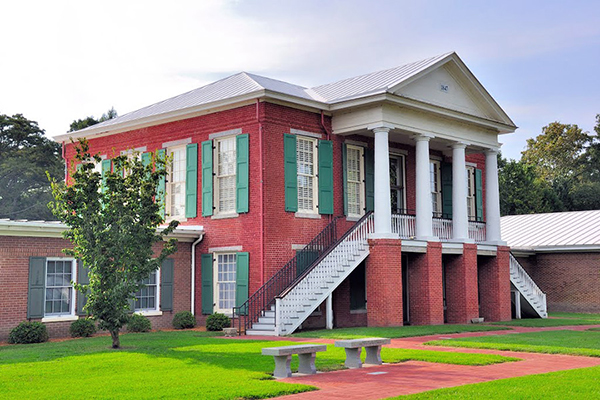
(444, 243, 479, 323)
(477, 246, 511, 322)
(0, 235, 192, 341)
(407, 242, 444, 325)
(517, 252, 600, 313)
(366, 239, 403, 327)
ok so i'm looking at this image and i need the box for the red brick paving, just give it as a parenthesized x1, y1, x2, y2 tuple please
(242, 324, 600, 400)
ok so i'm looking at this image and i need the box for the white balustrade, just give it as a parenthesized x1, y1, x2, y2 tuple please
(432, 217, 452, 241)
(468, 221, 486, 243)
(391, 213, 416, 239)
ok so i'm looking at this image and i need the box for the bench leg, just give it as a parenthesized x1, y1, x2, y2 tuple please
(298, 352, 317, 375)
(364, 345, 382, 365)
(344, 348, 362, 369)
(273, 355, 292, 378)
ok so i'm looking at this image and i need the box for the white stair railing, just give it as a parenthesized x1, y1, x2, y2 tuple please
(391, 213, 415, 239)
(509, 253, 547, 318)
(275, 213, 374, 335)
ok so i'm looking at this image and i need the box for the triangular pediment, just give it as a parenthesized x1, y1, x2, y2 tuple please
(389, 54, 515, 127)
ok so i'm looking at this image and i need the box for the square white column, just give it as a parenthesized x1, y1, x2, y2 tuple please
(451, 142, 469, 241)
(414, 134, 435, 240)
(484, 148, 505, 244)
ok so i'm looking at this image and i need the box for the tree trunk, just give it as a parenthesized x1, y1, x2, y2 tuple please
(110, 329, 120, 348)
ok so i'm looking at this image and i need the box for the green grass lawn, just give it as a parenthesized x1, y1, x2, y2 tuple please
(291, 324, 511, 339)
(549, 311, 600, 320)
(490, 318, 600, 327)
(426, 330, 600, 357)
(386, 366, 600, 399)
(0, 330, 516, 400)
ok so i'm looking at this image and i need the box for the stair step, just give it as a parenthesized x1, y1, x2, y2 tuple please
(263, 311, 275, 318)
(258, 317, 274, 324)
(246, 329, 277, 336)
(252, 323, 275, 330)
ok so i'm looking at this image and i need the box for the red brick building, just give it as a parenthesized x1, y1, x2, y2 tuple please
(502, 210, 600, 314)
(1, 52, 521, 340)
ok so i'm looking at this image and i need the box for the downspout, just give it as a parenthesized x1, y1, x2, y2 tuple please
(190, 235, 203, 315)
(257, 99, 265, 285)
(62, 141, 68, 183)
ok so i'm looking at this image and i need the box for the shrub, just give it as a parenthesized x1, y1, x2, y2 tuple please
(127, 314, 152, 332)
(9, 321, 49, 344)
(70, 318, 97, 337)
(206, 313, 230, 331)
(172, 311, 196, 330)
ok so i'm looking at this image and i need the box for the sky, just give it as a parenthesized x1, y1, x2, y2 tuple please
(1, 0, 599, 160)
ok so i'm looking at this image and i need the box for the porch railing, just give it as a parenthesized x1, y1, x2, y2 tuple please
(468, 221, 486, 242)
(432, 217, 452, 241)
(391, 213, 416, 239)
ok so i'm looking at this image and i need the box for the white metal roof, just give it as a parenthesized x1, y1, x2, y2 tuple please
(501, 210, 600, 251)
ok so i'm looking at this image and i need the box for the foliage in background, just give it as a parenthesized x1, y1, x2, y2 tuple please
(127, 314, 152, 333)
(69, 107, 117, 132)
(69, 318, 97, 338)
(172, 311, 196, 329)
(48, 139, 178, 348)
(8, 321, 49, 344)
(0, 113, 63, 220)
(206, 313, 231, 331)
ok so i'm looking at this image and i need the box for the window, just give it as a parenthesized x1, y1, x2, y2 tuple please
(466, 166, 476, 221)
(390, 155, 406, 214)
(297, 137, 318, 213)
(214, 136, 237, 214)
(167, 146, 186, 219)
(135, 270, 159, 312)
(214, 253, 237, 314)
(346, 145, 364, 217)
(430, 160, 442, 217)
(45, 259, 76, 317)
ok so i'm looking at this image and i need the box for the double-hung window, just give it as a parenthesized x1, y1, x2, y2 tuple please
(201, 251, 249, 316)
(390, 154, 406, 214)
(297, 137, 318, 213)
(135, 270, 159, 312)
(430, 160, 442, 217)
(346, 145, 365, 218)
(215, 137, 237, 214)
(167, 146, 187, 219)
(44, 259, 76, 317)
(214, 253, 237, 314)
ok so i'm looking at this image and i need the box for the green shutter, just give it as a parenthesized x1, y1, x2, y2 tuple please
(364, 148, 375, 212)
(157, 149, 166, 218)
(236, 134, 249, 213)
(201, 140, 213, 217)
(27, 257, 46, 319)
(475, 168, 484, 222)
(160, 259, 174, 311)
(201, 254, 213, 314)
(76, 260, 90, 316)
(441, 162, 453, 219)
(318, 140, 334, 214)
(342, 144, 348, 216)
(101, 159, 111, 193)
(185, 143, 198, 218)
(284, 134, 298, 212)
(235, 252, 249, 315)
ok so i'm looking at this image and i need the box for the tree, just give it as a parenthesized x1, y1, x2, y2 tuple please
(69, 107, 118, 132)
(0, 114, 63, 220)
(498, 153, 563, 216)
(48, 139, 178, 348)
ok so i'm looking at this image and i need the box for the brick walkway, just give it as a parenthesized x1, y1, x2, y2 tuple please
(245, 324, 600, 400)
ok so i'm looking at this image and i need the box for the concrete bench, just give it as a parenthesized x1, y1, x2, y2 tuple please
(262, 344, 327, 378)
(334, 337, 391, 369)
(222, 327, 238, 337)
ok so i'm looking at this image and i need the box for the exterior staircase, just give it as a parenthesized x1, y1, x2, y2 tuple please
(236, 212, 374, 336)
(509, 253, 548, 318)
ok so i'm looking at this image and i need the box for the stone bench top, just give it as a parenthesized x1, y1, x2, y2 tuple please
(262, 344, 327, 356)
(334, 337, 391, 348)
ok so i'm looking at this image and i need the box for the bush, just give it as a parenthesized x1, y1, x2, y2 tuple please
(206, 313, 230, 331)
(127, 314, 152, 332)
(70, 318, 97, 337)
(172, 311, 196, 330)
(9, 321, 49, 344)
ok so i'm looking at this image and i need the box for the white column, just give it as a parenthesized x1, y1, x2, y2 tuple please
(326, 294, 333, 329)
(414, 134, 434, 240)
(485, 148, 504, 244)
(452, 143, 469, 241)
(371, 126, 393, 237)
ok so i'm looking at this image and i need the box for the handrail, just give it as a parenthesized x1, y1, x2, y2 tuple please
(509, 253, 547, 316)
(232, 215, 342, 333)
(277, 211, 374, 299)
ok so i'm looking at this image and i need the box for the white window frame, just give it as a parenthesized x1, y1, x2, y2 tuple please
(390, 153, 407, 214)
(213, 135, 237, 216)
(213, 253, 237, 315)
(166, 145, 187, 220)
(42, 258, 77, 321)
(346, 144, 365, 218)
(430, 160, 442, 217)
(296, 136, 319, 214)
(134, 268, 161, 315)
(466, 166, 476, 221)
